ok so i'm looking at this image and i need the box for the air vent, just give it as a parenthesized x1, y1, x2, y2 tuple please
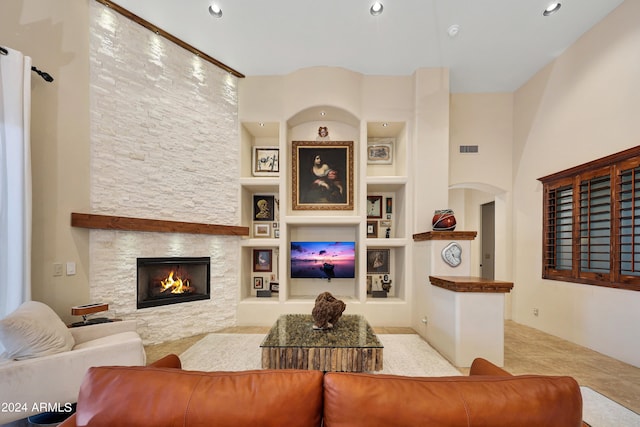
(459, 145, 479, 153)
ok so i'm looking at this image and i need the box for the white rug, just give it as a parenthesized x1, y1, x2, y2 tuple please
(580, 386, 640, 427)
(179, 333, 461, 376)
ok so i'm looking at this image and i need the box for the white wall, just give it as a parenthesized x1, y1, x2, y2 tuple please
(0, 0, 91, 322)
(511, 1, 640, 367)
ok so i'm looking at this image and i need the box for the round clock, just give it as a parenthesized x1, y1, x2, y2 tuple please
(442, 242, 462, 267)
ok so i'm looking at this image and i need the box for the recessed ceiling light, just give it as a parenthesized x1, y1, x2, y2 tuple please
(370, 2, 384, 16)
(543, 2, 561, 16)
(259, 122, 265, 127)
(382, 123, 389, 127)
(447, 24, 460, 38)
(320, 111, 326, 116)
(208, 4, 222, 18)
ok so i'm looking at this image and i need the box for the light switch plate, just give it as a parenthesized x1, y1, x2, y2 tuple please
(66, 262, 76, 276)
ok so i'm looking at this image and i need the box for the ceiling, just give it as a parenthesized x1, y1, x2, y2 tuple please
(111, 0, 624, 93)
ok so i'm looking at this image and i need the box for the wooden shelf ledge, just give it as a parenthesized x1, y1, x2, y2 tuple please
(71, 213, 249, 237)
(429, 275, 513, 293)
(413, 231, 478, 241)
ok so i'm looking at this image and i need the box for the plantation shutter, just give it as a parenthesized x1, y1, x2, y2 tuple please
(578, 170, 611, 281)
(543, 178, 574, 279)
(617, 161, 640, 287)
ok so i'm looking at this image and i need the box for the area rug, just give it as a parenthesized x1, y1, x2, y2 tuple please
(580, 386, 640, 427)
(179, 333, 461, 376)
(178, 334, 634, 426)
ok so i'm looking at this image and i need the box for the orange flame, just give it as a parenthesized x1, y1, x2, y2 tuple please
(160, 271, 193, 294)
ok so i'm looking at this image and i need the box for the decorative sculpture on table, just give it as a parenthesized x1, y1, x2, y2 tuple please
(311, 292, 346, 330)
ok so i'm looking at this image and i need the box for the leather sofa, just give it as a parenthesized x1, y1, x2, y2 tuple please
(59, 354, 583, 427)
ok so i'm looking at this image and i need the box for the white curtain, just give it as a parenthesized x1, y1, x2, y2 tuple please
(0, 46, 32, 319)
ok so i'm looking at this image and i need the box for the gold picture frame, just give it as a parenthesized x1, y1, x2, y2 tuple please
(292, 140, 354, 210)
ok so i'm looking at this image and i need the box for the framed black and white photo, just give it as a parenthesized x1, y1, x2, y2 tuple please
(253, 277, 264, 289)
(252, 146, 279, 176)
(367, 139, 393, 165)
(366, 248, 390, 274)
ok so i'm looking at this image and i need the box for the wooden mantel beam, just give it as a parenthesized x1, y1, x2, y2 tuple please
(94, 0, 245, 78)
(71, 213, 249, 237)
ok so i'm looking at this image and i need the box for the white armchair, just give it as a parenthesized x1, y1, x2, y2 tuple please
(0, 303, 145, 424)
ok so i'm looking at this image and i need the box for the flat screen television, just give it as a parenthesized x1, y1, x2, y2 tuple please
(290, 241, 356, 279)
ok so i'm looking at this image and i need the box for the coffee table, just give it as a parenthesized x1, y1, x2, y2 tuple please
(260, 314, 383, 372)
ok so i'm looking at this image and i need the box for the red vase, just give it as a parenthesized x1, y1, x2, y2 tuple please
(432, 209, 456, 231)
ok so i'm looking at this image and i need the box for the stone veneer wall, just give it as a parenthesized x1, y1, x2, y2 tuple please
(89, 2, 239, 344)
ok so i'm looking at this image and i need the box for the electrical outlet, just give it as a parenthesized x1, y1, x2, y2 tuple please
(53, 263, 63, 277)
(533, 308, 539, 317)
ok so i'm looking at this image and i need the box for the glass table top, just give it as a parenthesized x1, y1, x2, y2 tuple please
(261, 314, 383, 349)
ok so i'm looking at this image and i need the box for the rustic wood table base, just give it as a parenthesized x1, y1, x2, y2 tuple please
(261, 314, 383, 372)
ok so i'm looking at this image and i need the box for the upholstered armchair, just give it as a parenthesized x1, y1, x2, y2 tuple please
(0, 301, 146, 424)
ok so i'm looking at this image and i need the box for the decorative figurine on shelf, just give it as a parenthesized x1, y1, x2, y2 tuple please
(381, 274, 392, 293)
(312, 292, 346, 330)
(317, 126, 330, 140)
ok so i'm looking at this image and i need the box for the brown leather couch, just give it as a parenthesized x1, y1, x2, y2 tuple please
(59, 355, 583, 427)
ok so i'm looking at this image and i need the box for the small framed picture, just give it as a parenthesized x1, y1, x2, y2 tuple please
(254, 223, 271, 238)
(274, 229, 280, 238)
(252, 146, 279, 176)
(253, 277, 264, 289)
(367, 139, 393, 165)
(367, 221, 378, 237)
(380, 219, 392, 228)
(366, 248, 390, 274)
(386, 197, 393, 214)
(270, 281, 279, 293)
(253, 249, 273, 272)
(367, 195, 383, 219)
(253, 195, 275, 221)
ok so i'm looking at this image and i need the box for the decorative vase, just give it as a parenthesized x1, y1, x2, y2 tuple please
(432, 209, 456, 231)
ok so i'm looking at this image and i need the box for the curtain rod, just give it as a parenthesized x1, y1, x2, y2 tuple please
(0, 45, 54, 83)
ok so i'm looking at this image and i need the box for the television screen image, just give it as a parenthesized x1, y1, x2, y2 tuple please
(290, 241, 356, 279)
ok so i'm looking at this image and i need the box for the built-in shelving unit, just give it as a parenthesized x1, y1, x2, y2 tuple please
(237, 108, 412, 325)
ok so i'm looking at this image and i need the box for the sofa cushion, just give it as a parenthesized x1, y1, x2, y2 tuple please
(73, 366, 323, 427)
(0, 301, 75, 360)
(323, 372, 583, 427)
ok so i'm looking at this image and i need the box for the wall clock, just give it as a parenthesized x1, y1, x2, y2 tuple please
(442, 242, 462, 267)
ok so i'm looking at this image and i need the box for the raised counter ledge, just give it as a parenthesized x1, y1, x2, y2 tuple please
(413, 231, 477, 241)
(429, 276, 513, 293)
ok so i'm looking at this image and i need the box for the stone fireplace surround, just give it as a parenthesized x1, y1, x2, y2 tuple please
(88, 229, 238, 345)
(75, 214, 248, 345)
(88, 1, 242, 345)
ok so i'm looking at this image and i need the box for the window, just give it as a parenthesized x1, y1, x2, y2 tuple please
(539, 146, 640, 291)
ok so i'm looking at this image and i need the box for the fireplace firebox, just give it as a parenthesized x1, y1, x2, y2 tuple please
(137, 257, 210, 309)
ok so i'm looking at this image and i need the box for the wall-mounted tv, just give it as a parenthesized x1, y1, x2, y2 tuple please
(290, 241, 356, 279)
